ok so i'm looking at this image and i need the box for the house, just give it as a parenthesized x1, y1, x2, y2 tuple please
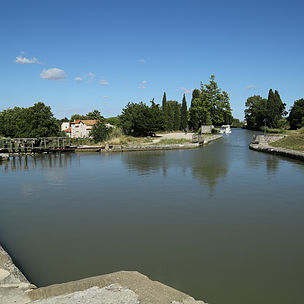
(61, 120, 99, 138)
(61, 122, 71, 138)
(70, 120, 98, 138)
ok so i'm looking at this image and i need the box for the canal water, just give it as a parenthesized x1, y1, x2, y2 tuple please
(0, 129, 303, 304)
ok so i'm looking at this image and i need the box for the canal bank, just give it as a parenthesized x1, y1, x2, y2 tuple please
(0, 244, 207, 304)
(249, 134, 304, 161)
(76, 135, 222, 152)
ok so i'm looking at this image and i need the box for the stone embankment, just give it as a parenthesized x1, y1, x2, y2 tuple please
(0, 245, 207, 304)
(76, 135, 222, 153)
(249, 134, 304, 161)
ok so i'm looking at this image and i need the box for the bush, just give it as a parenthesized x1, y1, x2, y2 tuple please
(90, 121, 112, 143)
(260, 127, 287, 134)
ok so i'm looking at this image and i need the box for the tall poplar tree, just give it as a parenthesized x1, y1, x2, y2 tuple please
(162, 92, 169, 130)
(181, 94, 188, 129)
(266, 89, 286, 128)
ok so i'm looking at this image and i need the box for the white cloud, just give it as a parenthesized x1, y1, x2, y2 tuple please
(40, 68, 66, 81)
(16, 56, 41, 64)
(100, 79, 109, 86)
(179, 87, 192, 94)
(138, 58, 146, 63)
(102, 96, 109, 99)
(138, 80, 148, 89)
(87, 72, 95, 81)
(75, 72, 95, 83)
(246, 84, 257, 89)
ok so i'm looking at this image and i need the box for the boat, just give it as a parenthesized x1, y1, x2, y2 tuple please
(219, 125, 232, 134)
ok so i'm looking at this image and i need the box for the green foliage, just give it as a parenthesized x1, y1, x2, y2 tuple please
(90, 120, 112, 143)
(288, 98, 304, 129)
(245, 90, 287, 130)
(119, 100, 164, 136)
(189, 75, 232, 130)
(166, 101, 181, 131)
(180, 94, 188, 130)
(244, 95, 267, 130)
(105, 116, 120, 126)
(231, 118, 244, 128)
(0, 102, 59, 138)
(86, 109, 103, 120)
(259, 127, 287, 134)
(70, 114, 87, 122)
(70, 109, 103, 122)
(266, 90, 287, 128)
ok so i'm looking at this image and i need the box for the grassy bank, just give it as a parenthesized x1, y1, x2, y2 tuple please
(270, 128, 304, 151)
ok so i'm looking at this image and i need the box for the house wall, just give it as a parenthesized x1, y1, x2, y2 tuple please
(71, 122, 92, 138)
(61, 122, 70, 131)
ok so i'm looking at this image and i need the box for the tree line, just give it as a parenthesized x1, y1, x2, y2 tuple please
(244, 89, 304, 130)
(119, 75, 233, 136)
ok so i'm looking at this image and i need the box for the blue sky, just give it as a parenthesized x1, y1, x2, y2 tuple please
(1, 0, 303, 119)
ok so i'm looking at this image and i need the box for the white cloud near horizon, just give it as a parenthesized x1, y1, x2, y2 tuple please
(179, 87, 192, 94)
(40, 68, 66, 81)
(100, 79, 109, 86)
(15, 56, 41, 64)
(138, 80, 148, 89)
(246, 84, 257, 89)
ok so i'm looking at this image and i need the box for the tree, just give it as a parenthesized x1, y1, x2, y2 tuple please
(90, 120, 112, 143)
(180, 94, 188, 130)
(70, 109, 103, 122)
(0, 102, 59, 138)
(244, 95, 267, 130)
(70, 114, 87, 122)
(266, 89, 286, 128)
(162, 92, 170, 131)
(119, 100, 164, 136)
(189, 75, 232, 130)
(173, 102, 181, 131)
(289, 98, 304, 129)
(86, 109, 103, 121)
(27, 102, 59, 137)
(105, 117, 120, 126)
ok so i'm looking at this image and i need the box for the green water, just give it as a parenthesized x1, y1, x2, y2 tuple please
(0, 129, 303, 304)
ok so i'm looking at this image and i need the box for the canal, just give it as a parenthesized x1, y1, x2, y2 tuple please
(0, 129, 303, 304)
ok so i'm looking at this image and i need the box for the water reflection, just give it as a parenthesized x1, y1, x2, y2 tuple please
(0, 153, 73, 172)
(121, 142, 230, 193)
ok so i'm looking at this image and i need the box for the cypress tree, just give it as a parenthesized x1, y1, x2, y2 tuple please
(162, 92, 168, 130)
(173, 103, 181, 130)
(181, 94, 188, 130)
(162, 92, 167, 110)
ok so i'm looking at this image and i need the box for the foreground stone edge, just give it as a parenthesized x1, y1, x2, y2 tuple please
(0, 245, 207, 304)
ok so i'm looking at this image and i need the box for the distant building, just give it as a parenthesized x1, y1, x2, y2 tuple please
(71, 120, 98, 138)
(61, 122, 71, 138)
(61, 120, 99, 138)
